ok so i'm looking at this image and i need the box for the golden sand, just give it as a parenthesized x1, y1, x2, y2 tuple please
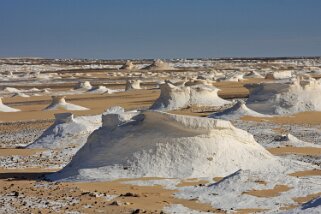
(244, 185, 291, 198)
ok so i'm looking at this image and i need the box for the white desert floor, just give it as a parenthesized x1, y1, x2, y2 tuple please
(0, 58, 321, 214)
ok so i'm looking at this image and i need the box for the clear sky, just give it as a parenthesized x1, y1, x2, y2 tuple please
(1, 0, 321, 59)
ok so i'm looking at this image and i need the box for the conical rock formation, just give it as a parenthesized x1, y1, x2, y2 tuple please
(43, 96, 89, 111)
(209, 100, 268, 120)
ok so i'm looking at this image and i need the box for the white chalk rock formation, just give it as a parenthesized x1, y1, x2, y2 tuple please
(3, 87, 20, 93)
(12, 92, 30, 98)
(218, 73, 244, 82)
(209, 100, 268, 120)
(0, 97, 20, 112)
(150, 83, 191, 110)
(189, 85, 231, 107)
(102, 106, 140, 129)
(246, 77, 321, 115)
(125, 80, 142, 91)
(244, 71, 264, 78)
(120, 60, 135, 70)
(27, 113, 101, 150)
(88, 86, 110, 94)
(74, 81, 93, 90)
(150, 83, 230, 111)
(265, 70, 292, 80)
(143, 59, 174, 70)
(49, 111, 278, 181)
(43, 96, 89, 111)
(268, 134, 321, 148)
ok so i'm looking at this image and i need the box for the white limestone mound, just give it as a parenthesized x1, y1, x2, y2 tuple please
(246, 77, 321, 115)
(102, 106, 140, 129)
(43, 96, 89, 111)
(268, 134, 321, 148)
(0, 97, 20, 112)
(150, 83, 230, 111)
(120, 60, 135, 70)
(27, 113, 101, 150)
(218, 73, 244, 82)
(3, 87, 20, 93)
(88, 86, 110, 94)
(74, 81, 93, 90)
(49, 111, 278, 181)
(26, 87, 41, 92)
(189, 85, 231, 107)
(209, 100, 268, 120)
(244, 71, 264, 78)
(125, 80, 142, 91)
(265, 70, 292, 80)
(12, 92, 30, 98)
(150, 83, 191, 110)
(143, 59, 174, 70)
(42, 88, 51, 94)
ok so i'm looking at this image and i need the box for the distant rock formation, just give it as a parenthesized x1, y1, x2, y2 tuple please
(246, 77, 321, 114)
(150, 83, 230, 111)
(209, 100, 268, 120)
(125, 80, 142, 91)
(0, 97, 20, 112)
(120, 60, 135, 70)
(143, 59, 174, 70)
(43, 96, 89, 111)
(74, 81, 93, 90)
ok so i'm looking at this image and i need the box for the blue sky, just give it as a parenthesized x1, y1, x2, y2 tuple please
(0, 0, 321, 59)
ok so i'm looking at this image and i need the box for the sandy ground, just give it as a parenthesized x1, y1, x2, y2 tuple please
(268, 147, 321, 156)
(0, 168, 221, 213)
(243, 111, 321, 125)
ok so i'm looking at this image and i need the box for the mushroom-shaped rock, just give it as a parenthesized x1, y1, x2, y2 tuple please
(43, 96, 89, 111)
(189, 85, 231, 107)
(150, 83, 191, 111)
